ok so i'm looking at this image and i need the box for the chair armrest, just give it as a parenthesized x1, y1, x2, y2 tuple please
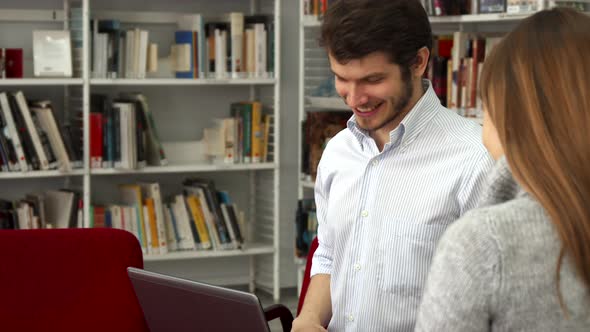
(264, 304, 294, 332)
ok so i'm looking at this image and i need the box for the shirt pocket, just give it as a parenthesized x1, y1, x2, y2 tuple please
(376, 220, 448, 298)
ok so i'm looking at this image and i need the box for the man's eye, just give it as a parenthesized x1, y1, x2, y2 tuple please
(366, 77, 383, 83)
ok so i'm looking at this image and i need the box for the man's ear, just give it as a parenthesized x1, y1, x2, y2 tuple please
(413, 47, 430, 78)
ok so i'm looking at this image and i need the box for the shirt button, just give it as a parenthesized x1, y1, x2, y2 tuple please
(348, 314, 354, 322)
(354, 264, 361, 271)
(372, 159, 378, 166)
(361, 210, 368, 218)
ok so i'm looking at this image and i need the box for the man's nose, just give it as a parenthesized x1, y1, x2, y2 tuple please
(345, 86, 369, 109)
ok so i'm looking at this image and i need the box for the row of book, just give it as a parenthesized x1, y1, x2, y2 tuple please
(295, 198, 317, 259)
(426, 34, 502, 118)
(89, 93, 167, 169)
(301, 111, 349, 180)
(91, 12, 275, 80)
(302, 0, 334, 18)
(203, 101, 273, 164)
(0, 189, 83, 230)
(422, 0, 590, 16)
(97, 179, 244, 255)
(0, 178, 245, 255)
(0, 91, 82, 173)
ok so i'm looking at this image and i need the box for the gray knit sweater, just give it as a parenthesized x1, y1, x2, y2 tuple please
(415, 157, 590, 331)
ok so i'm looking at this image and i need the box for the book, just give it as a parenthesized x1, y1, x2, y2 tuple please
(185, 195, 212, 249)
(229, 12, 244, 76)
(119, 184, 148, 253)
(172, 194, 197, 250)
(33, 30, 73, 77)
(30, 103, 69, 171)
(119, 93, 168, 166)
(4, 48, 23, 78)
(174, 31, 198, 78)
(0, 92, 26, 171)
(177, 14, 206, 78)
(479, 0, 506, 13)
(250, 102, 263, 163)
(13, 91, 50, 170)
(140, 183, 168, 254)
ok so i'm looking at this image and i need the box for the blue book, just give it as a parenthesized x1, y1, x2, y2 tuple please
(174, 31, 197, 78)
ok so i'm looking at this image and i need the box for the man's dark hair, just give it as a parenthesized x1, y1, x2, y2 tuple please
(320, 0, 433, 69)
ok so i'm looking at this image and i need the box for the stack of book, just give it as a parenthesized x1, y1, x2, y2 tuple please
(0, 190, 83, 230)
(90, 12, 275, 79)
(0, 91, 82, 173)
(92, 178, 245, 255)
(89, 92, 167, 169)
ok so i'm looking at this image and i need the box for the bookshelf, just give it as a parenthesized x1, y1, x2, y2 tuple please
(0, 0, 282, 301)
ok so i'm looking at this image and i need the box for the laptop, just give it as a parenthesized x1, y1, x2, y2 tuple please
(127, 267, 271, 332)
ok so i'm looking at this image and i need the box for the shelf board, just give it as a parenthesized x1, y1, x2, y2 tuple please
(301, 180, 315, 189)
(144, 243, 275, 262)
(429, 13, 531, 24)
(0, 169, 84, 179)
(0, 9, 66, 22)
(301, 16, 322, 27)
(0, 78, 84, 86)
(91, 162, 276, 175)
(303, 12, 534, 27)
(90, 78, 276, 86)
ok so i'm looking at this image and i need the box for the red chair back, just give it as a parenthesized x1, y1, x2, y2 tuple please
(0, 228, 148, 332)
(297, 236, 319, 315)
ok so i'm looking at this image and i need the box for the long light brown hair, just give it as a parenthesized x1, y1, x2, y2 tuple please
(480, 7, 590, 310)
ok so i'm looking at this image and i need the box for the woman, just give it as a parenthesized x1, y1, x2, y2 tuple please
(415, 7, 590, 331)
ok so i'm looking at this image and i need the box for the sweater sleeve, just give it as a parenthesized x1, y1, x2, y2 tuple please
(415, 211, 500, 332)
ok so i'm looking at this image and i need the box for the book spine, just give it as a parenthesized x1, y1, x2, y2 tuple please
(251, 102, 262, 163)
(14, 92, 48, 170)
(230, 12, 244, 76)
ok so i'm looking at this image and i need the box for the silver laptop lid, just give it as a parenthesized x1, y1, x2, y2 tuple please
(127, 267, 270, 332)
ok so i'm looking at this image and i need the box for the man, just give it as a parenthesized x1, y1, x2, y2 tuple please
(292, 0, 494, 331)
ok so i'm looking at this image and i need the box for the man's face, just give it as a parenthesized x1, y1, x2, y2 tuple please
(330, 52, 413, 133)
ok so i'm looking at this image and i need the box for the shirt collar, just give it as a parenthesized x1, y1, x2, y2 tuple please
(346, 80, 440, 150)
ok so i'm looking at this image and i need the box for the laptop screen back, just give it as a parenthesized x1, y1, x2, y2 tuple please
(127, 267, 270, 332)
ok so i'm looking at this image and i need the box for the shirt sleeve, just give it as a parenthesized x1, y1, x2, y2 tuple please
(415, 211, 500, 332)
(458, 150, 495, 215)
(310, 159, 334, 277)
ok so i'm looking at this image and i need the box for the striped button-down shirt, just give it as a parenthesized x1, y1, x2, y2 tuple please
(311, 80, 494, 331)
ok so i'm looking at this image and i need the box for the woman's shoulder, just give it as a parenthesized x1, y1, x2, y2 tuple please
(440, 196, 554, 260)
(452, 196, 550, 238)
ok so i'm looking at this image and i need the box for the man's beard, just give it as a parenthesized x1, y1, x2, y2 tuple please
(361, 69, 414, 132)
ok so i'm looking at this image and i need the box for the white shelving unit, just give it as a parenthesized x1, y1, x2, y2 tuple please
(0, 0, 282, 301)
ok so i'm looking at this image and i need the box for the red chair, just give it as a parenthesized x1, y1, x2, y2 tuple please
(0, 228, 148, 332)
(265, 236, 319, 331)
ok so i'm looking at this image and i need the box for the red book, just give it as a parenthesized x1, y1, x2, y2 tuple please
(90, 112, 103, 168)
(5, 48, 23, 78)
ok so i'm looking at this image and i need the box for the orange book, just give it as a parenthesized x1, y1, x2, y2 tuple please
(251, 101, 263, 163)
(186, 195, 212, 249)
(145, 198, 160, 254)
